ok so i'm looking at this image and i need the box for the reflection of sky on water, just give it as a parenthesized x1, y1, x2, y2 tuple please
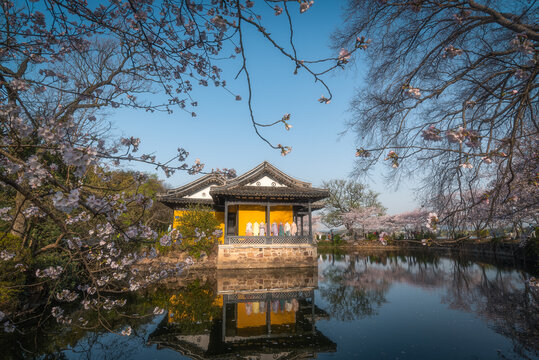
(62, 316, 177, 360)
(315, 252, 537, 360)
(8, 251, 538, 359)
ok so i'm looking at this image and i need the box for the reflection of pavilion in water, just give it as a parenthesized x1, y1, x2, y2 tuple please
(148, 267, 336, 359)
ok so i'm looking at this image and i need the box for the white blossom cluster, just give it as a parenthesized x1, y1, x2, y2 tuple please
(22, 206, 45, 218)
(0, 250, 15, 261)
(0, 207, 12, 221)
(51, 306, 72, 324)
(79, 297, 126, 312)
(52, 189, 80, 213)
(0, 310, 14, 333)
(56, 290, 79, 302)
(36, 266, 64, 279)
(426, 213, 439, 231)
(66, 212, 91, 225)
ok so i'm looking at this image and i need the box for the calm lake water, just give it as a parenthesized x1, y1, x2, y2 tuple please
(2, 250, 538, 359)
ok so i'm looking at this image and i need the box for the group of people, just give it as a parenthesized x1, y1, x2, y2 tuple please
(244, 299, 300, 315)
(245, 221, 298, 236)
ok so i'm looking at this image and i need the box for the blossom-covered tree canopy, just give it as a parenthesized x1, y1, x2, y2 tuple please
(335, 0, 538, 223)
(321, 179, 385, 231)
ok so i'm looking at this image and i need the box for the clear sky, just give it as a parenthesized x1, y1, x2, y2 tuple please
(109, 1, 417, 214)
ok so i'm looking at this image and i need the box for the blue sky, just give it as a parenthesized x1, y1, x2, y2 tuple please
(110, 1, 417, 214)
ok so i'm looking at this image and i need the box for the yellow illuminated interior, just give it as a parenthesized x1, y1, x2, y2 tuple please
(237, 205, 293, 236)
(236, 302, 296, 328)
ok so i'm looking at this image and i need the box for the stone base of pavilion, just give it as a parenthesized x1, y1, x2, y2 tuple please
(217, 243, 317, 269)
(216, 266, 317, 292)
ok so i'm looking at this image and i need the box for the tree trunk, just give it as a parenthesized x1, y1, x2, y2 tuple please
(11, 191, 26, 238)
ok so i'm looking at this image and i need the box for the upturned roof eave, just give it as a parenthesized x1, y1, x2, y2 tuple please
(158, 173, 226, 199)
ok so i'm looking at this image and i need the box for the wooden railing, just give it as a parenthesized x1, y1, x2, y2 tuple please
(224, 235, 312, 245)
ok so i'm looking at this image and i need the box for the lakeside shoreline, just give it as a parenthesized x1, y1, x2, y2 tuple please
(146, 239, 537, 275)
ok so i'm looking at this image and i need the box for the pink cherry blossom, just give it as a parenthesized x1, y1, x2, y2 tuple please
(421, 126, 443, 141)
(338, 48, 351, 63)
(442, 45, 463, 58)
(405, 87, 421, 99)
(299, 1, 314, 13)
(318, 95, 331, 104)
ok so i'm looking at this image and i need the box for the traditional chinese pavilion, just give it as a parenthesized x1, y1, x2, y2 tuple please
(157, 161, 329, 269)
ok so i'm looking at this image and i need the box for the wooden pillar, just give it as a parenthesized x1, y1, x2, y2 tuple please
(266, 202, 271, 244)
(311, 291, 315, 334)
(224, 201, 228, 244)
(222, 295, 227, 341)
(308, 201, 312, 241)
(266, 294, 271, 335)
(301, 215, 304, 236)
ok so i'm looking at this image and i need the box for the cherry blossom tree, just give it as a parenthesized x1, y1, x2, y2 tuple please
(390, 209, 430, 231)
(321, 179, 385, 237)
(0, 0, 354, 332)
(334, 0, 538, 225)
(340, 206, 386, 238)
(342, 207, 435, 244)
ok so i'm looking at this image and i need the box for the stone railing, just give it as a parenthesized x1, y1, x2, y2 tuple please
(222, 290, 314, 302)
(224, 235, 312, 245)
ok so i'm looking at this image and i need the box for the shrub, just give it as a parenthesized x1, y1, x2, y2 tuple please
(453, 232, 469, 240)
(411, 231, 437, 241)
(152, 279, 221, 334)
(476, 229, 490, 238)
(174, 205, 221, 259)
(366, 232, 377, 241)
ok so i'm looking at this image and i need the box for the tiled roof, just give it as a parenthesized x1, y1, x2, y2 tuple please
(210, 186, 329, 199)
(157, 197, 216, 206)
(157, 161, 329, 207)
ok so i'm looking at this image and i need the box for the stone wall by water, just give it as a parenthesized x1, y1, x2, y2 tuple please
(217, 244, 317, 269)
(217, 266, 317, 293)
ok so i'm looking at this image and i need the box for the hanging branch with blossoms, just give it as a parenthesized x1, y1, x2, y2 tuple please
(233, 0, 370, 151)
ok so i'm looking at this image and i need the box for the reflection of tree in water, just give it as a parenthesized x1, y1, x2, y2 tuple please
(0, 290, 162, 360)
(320, 257, 389, 321)
(320, 252, 539, 357)
(319, 253, 444, 321)
(0, 278, 218, 359)
(442, 260, 539, 358)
